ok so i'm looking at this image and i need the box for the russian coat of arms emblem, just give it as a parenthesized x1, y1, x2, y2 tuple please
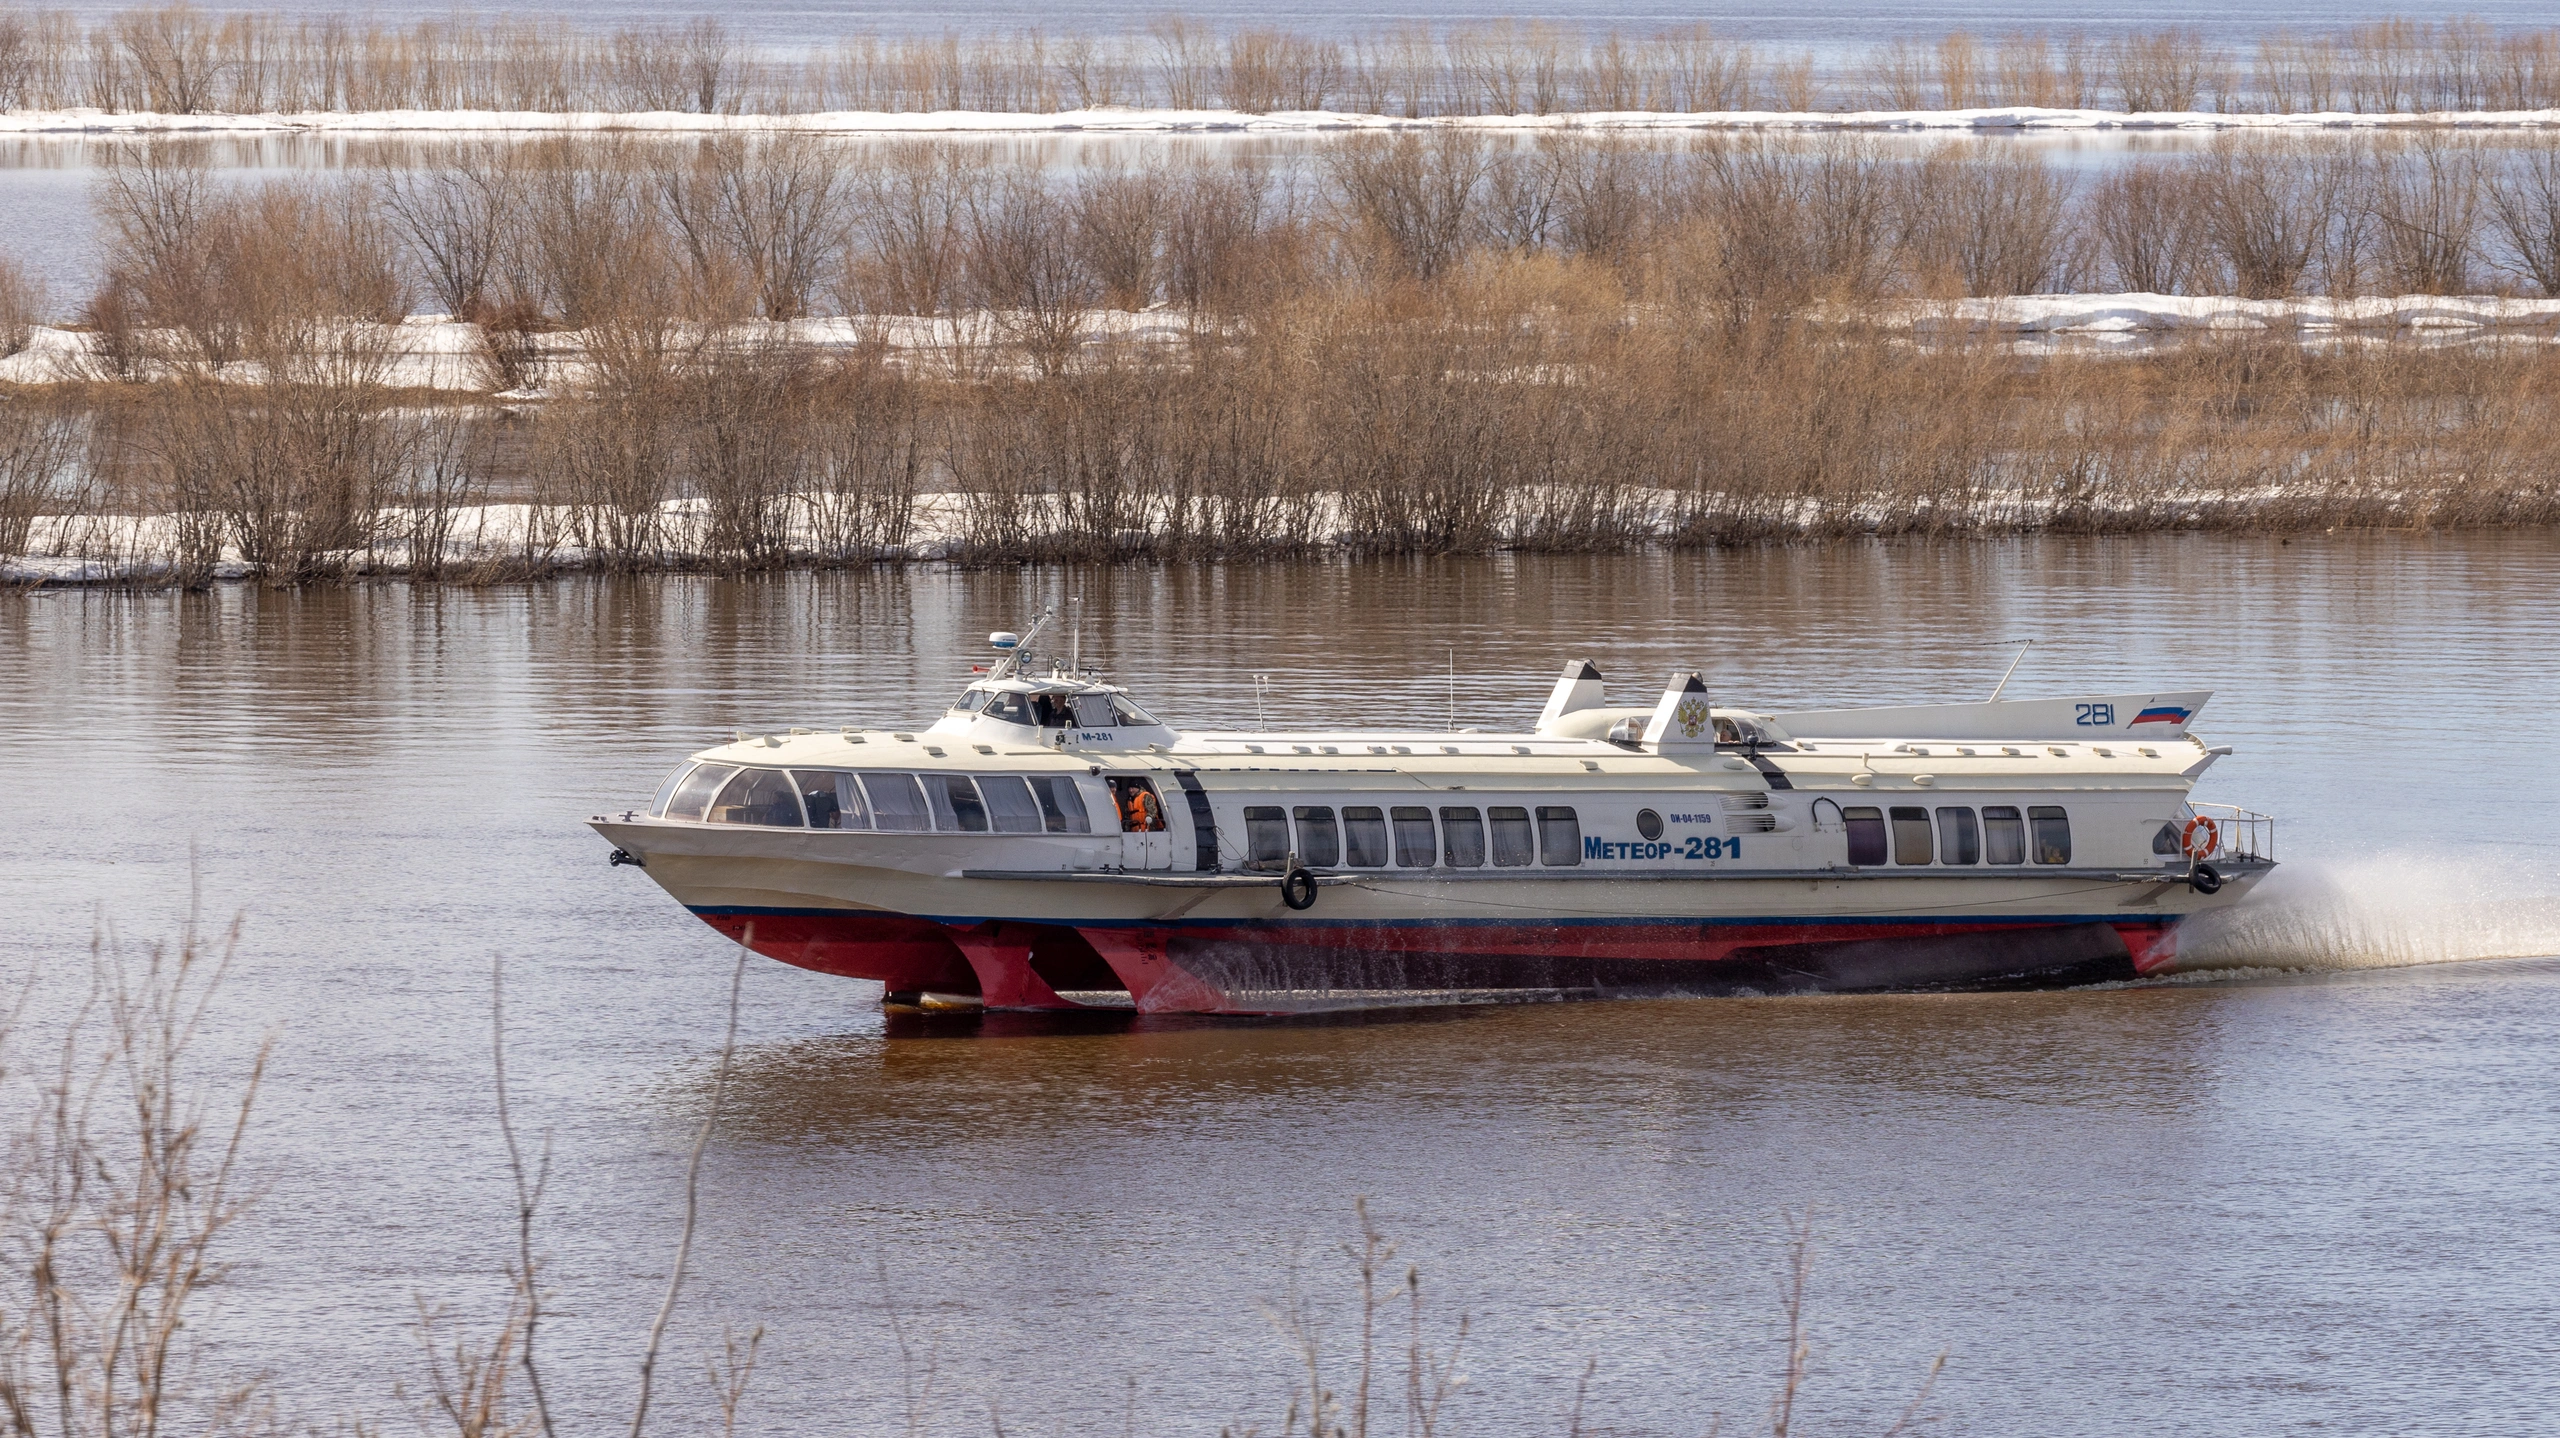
(1673, 696, 1711, 738)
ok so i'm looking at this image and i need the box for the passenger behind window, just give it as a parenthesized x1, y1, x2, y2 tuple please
(1488, 807, 1535, 867)
(1244, 805, 1290, 868)
(1030, 776, 1092, 833)
(2030, 806, 2072, 864)
(1440, 807, 1486, 867)
(1843, 806, 1886, 866)
(1343, 807, 1390, 867)
(1391, 807, 1436, 867)
(864, 773, 932, 832)
(1935, 806, 1980, 865)
(1536, 807, 1581, 866)
(794, 771, 872, 830)
(709, 768, 804, 826)
(1294, 806, 1341, 867)
(1982, 806, 2025, 865)
(977, 776, 1046, 833)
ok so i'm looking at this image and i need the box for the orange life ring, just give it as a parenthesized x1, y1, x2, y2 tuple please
(2180, 816, 2220, 860)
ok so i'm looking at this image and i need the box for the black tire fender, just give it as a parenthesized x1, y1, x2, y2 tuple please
(1280, 867, 1318, 910)
(2189, 862, 2223, 895)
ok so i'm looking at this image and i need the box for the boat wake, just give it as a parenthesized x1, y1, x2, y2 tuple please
(2175, 852, 2560, 976)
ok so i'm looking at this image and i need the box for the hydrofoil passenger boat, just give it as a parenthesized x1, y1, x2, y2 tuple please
(591, 615, 2272, 1013)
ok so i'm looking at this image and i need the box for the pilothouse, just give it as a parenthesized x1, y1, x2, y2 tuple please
(594, 615, 2273, 1014)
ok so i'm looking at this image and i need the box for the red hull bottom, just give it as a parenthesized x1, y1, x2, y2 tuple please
(692, 908, 2181, 1015)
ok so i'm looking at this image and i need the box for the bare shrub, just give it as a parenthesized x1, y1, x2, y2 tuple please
(661, 133, 847, 320)
(803, 361, 922, 559)
(965, 167, 1097, 371)
(2369, 133, 2483, 294)
(0, 253, 42, 355)
(1899, 145, 2078, 296)
(842, 142, 989, 317)
(1149, 15, 1218, 110)
(0, 393, 79, 555)
(1223, 30, 1338, 112)
(381, 142, 526, 321)
(1074, 163, 1168, 311)
(2193, 137, 2338, 297)
(1327, 131, 1495, 281)
(2106, 27, 2220, 112)
(682, 337, 812, 569)
(2487, 136, 2560, 295)
(2085, 161, 2204, 294)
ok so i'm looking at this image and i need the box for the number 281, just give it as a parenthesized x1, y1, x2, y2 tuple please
(2074, 703, 2115, 727)
(1682, 837, 1740, 859)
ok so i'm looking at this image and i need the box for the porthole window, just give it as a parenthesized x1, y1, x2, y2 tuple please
(1636, 808, 1664, 841)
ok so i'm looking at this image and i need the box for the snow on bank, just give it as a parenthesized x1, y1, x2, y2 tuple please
(1906, 293, 2560, 335)
(9, 103, 2560, 137)
(0, 294, 2546, 394)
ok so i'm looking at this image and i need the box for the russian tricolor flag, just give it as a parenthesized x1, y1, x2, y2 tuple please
(2130, 705, 2192, 727)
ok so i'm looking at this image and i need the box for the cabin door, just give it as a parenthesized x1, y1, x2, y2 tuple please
(1108, 777, 1175, 870)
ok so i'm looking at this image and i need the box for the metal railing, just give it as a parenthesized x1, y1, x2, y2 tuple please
(2188, 801, 2275, 862)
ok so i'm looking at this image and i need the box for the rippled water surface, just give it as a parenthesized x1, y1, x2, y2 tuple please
(7, 534, 2560, 1434)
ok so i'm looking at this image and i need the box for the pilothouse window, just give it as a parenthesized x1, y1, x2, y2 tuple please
(983, 693, 1032, 726)
(650, 764, 694, 818)
(1071, 694, 1118, 729)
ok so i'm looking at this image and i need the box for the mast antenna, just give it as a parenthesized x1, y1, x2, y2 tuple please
(1253, 673, 1270, 731)
(1070, 596, 1082, 673)
(1447, 648, 1456, 732)
(1987, 639, 2032, 702)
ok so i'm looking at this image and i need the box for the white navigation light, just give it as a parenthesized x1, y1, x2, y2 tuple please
(989, 631, 1020, 650)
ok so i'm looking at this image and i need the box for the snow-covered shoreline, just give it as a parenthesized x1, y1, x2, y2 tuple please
(1, 293, 2548, 395)
(9, 103, 2560, 137)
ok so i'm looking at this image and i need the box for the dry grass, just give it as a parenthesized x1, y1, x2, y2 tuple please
(8, 9, 2560, 116)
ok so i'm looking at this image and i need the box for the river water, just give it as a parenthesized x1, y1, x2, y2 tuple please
(8, 534, 2560, 1434)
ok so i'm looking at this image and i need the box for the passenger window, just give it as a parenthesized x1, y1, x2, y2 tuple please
(1343, 807, 1390, 867)
(2030, 806, 2072, 865)
(1488, 807, 1535, 867)
(1843, 806, 1886, 866)
(1031, 776, 1092, 833)
(927, 775, 989, 832)
(1108, 777, 1167, 832)
(1537, 806, 1582, 866)
(1890, 806, 1933, 865)
(978, 775, 1045, 833)
(1982, 806, 2025, 865)
(1391, 807, 1436, 867)
(650, 763, 695, 818)
(1071, 693, 1118, 729)
(794, 771, 871, 830)
(708, 768, 804, 827)
(983, 693, 1031, 726)
(1294, 806, 1341, 867)
(1245, 806, 1290, 867)
(1440, 807, 1486, 867)
(664, 764, 733, 821)
(1935, 807, 1979, 865)
(861, 773, 930, 831)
